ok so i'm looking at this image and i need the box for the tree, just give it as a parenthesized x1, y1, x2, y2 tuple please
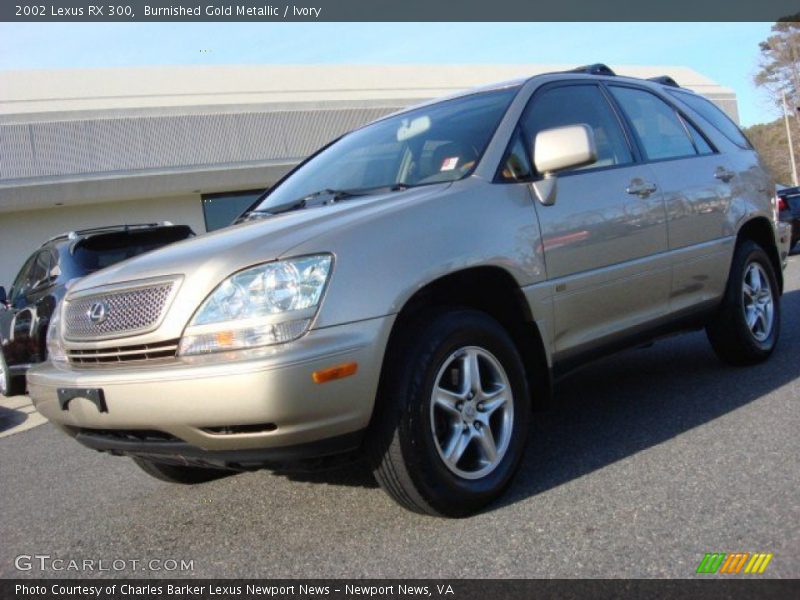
(744, 118, 795, 184)
(754, 19, 800, 111)
(754, 18, 800, 184)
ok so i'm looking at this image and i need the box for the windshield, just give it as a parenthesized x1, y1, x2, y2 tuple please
(254, 86, 520, 212)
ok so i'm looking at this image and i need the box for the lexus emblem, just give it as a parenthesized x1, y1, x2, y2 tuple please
(88, 301, 109, 324)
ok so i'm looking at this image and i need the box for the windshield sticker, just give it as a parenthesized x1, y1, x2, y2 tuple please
(441, 157, 459, 171)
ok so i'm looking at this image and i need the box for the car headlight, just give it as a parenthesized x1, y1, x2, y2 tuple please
(46, 302, 68, 365)
(178, 254, 333, 356)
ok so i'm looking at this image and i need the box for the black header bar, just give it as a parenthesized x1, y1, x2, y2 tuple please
(1, 0, 799, 22)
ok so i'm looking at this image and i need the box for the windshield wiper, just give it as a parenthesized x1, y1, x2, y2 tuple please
(249, 184, 414, 217)
(268, 188, 359, 214)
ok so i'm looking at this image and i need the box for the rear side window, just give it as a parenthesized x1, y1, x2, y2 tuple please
(609, 86, 696, 161)
(9, 254, 36, 305)
(667, 89, 751, 149)
(31, 251, 53, 287)
(520, 84, 633, 174)
(680, 116, 715, 155)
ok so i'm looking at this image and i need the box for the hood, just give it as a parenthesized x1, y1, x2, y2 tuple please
(65, 184, 448, 342)
(73, 184, 446, 294)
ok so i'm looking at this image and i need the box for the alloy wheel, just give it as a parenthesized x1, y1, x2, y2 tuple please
(429, 346, 514, 480)
(742, 262, 774, 342)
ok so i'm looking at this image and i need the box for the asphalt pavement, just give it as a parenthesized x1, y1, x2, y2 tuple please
(1, 256, 799, 579)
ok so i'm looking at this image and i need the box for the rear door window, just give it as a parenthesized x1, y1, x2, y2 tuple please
(609, 86, 697, 161)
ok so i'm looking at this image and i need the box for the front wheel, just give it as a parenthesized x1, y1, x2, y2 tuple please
(366, 310, 530, 517)
(706, 240, 781, 366)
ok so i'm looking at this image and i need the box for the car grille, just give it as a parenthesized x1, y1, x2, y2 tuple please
(67, 339, 179, 365)
(64, 281, 175, 340)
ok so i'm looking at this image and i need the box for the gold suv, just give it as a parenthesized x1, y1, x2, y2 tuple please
(28, 65, 791, 516)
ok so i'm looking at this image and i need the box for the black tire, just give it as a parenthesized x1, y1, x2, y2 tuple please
(366, 309, 530, 517)
(0, 352, 25, 398)
(706, 240, 781, 366)
(132, 457, 232, 484)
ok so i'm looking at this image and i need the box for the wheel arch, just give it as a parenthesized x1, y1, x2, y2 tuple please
(736, 217, 783, 293)
(381, 266, 552, 410)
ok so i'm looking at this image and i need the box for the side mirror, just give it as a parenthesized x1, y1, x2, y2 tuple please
(0, 286, 6, 305)
(534, 124, 597, 175)
(531, 124, 597, 206)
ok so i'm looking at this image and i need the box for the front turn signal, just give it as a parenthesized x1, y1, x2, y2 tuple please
(312, 362, 358, 384)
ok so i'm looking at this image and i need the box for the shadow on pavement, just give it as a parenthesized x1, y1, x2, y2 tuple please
(273, 455, 379, 489)
(0, 405, 28, 433)
(497, 287, 800, 509)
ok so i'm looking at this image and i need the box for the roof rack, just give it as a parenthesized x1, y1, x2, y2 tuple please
(42, 222, 174, 246)
(647, 75, 680, 88)
(568, 63, 616, 77)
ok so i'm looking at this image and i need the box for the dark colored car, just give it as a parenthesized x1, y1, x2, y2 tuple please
(776, 185, 800, 250)
(0, 223, 194, 396)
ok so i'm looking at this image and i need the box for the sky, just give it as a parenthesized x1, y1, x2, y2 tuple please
(0, 21, 780, 127)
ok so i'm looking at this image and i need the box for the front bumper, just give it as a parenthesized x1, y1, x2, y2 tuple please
(28, 315, 394, 460)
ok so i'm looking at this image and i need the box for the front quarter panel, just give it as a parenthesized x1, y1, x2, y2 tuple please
(284, 177, 546, 329)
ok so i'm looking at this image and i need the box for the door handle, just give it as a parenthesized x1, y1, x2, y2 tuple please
(714, 167, 735, 183)
(626, 179, 658, 198)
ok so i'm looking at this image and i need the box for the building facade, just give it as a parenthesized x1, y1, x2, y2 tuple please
(0, 64, 739, 285)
